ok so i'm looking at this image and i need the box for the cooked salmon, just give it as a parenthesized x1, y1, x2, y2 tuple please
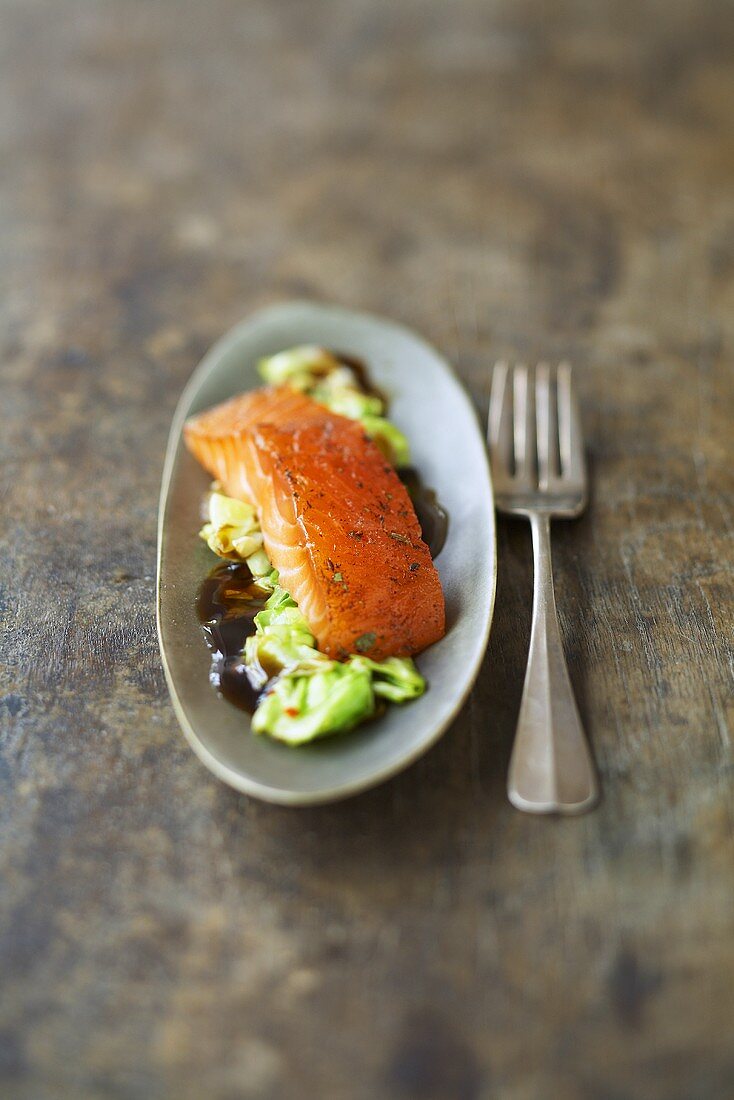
(184, 387, 445, 660)
(184, 387, 327, 503)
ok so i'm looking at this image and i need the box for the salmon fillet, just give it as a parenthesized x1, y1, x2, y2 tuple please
(184, 387, 445, 660)
(184, 387, 327, 503)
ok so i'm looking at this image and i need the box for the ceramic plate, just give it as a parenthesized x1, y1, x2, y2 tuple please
(157, 302, 496, 804)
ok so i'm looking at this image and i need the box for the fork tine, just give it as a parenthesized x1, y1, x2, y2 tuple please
(557, 362, 585, 484)
(535, 362, 556, 490)
(488, 361, 513, 475)
(513, 364, 535, 483)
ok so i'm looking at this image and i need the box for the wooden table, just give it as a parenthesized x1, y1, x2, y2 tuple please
(2, 2, 733, 1097)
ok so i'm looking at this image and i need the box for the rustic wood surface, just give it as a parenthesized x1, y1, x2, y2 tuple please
(1, 1, 733, 1097)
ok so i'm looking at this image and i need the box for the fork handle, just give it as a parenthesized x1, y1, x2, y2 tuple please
(508, 512, 599, 814)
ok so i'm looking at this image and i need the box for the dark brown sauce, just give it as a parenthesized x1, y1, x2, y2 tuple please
(334, 351, 386, 402)
(398, 466, 449, 558)
(195, 351, 449, 710)
(196, 561, 269, 713)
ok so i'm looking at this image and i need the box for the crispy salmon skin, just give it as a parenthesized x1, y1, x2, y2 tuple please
(184, 387, 445, 660)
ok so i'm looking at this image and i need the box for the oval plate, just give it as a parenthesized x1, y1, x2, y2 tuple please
(157, 302, 496, 804)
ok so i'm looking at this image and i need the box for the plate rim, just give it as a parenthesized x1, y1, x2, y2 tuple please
(156, 300, 497, 805)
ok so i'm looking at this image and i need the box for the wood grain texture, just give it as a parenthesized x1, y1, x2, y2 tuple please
(1, 1, 733, 1097)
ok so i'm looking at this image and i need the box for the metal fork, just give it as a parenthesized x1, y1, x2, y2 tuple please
(488, 362, 599, 815)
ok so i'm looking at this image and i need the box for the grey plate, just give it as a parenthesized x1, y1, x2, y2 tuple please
(157, 302, 496, 805)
